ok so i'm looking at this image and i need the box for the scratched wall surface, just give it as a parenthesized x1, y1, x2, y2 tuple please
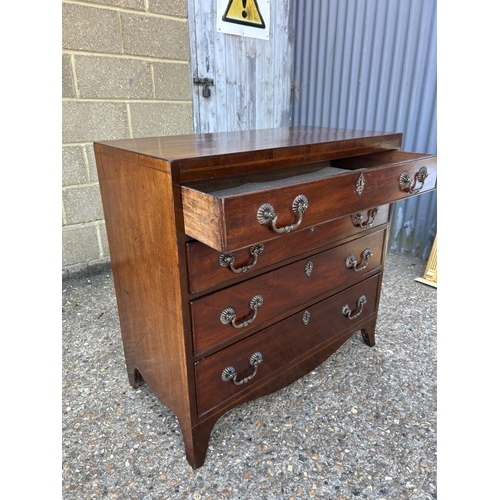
(292, 0, 437, 259)
(188, 0, 294, 133)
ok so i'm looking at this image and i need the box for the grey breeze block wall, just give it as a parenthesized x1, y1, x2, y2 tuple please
(62, 0, 194, 278)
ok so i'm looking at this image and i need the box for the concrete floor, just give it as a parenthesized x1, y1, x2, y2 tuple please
(62, 252, 437, 500)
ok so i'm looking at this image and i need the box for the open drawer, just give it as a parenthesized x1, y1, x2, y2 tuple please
(181, 150, 436, 253)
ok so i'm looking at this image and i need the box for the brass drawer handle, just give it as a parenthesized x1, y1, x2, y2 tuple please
(220, 294, 264, 328)
(221, 352, 263, 385)
(351, 208, 379, 228)
(400, 166, 429, 195)
(257, 194, 309, 234)
(342, 295, 367, 320)
(219, 243, 265, 274)
(346, 249, 373, 272)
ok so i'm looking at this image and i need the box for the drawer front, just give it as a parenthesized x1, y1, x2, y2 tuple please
(195, 273, 381, 415)
(186, 204, 390, 295)
(182, 151, 436, 253)
(191, 228, 386, 356)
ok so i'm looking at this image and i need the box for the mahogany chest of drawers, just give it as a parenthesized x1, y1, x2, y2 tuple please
(94, 127, 437, 469)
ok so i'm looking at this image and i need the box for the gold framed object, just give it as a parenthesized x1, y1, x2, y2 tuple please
(415, 235, 437, 288)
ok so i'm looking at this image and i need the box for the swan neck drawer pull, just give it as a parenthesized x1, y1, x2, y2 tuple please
(400, 166, 429, 195)
(221, 352, 263, 385)
(351, 207, 379, 228)
(220, 294, 264, 328)
(342, 295, 367, 320)
(219, 243, 265, 274)
(257, 194, 309, 234)
(346, 249, 373, 272)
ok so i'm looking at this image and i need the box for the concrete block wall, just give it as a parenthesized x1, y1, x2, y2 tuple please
(62, 0, 193, 278)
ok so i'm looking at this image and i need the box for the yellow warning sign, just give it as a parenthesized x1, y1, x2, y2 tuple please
(222, 0, 266, 29)
(217, 0, 269, 40)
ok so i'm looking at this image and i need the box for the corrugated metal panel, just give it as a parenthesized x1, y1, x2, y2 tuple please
(292, 0, 437, 259)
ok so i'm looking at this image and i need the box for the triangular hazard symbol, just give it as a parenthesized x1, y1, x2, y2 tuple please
(222, 0, 266, 29)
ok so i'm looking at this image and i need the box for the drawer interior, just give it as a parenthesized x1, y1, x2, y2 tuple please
(330, 150, 430, 170)
(183, 160, 348, 197)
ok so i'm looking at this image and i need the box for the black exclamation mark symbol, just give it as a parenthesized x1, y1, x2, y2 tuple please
(242, 0, 247, 18)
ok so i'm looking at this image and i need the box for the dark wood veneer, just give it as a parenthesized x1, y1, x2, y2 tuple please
(191, 229, 386, 356)
(182, 151, 436, 253)
(195, 273, 381, 415)
(186, 204, 391, 295)
(94, 126, 436, 469)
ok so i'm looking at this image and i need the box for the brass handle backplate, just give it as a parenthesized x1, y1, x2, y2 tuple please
(220, 294, 264, 329)
(219, 243, 265, 274)
(257, 194, 309, 234)
(346, 249, 373, 272)
(342, 295, 367, 320)
(351, 208, 379, 228)
(400, 167, 428, 195)
(221, 352, 263, 385)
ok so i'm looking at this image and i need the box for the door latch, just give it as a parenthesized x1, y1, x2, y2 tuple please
(193, 77, 214, 98)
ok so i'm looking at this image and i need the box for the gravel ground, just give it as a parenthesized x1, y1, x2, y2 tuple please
(62, 252, 437, 500)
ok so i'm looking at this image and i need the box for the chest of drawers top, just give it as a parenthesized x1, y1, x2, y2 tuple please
(95, 126, 403, 181)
